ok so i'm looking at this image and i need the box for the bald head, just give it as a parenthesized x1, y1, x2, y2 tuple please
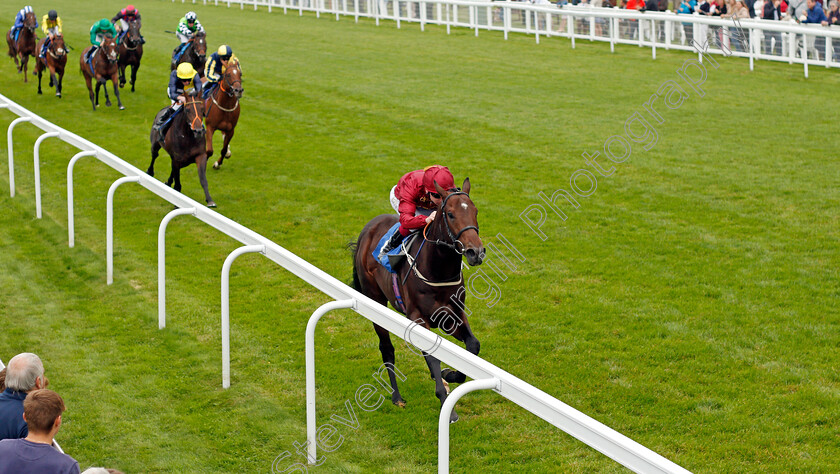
(5, 353, 45, 392)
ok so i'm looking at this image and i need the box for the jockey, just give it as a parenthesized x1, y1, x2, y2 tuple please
(153, 63, 203, 137)
(10, 6, 37, 41)
(378, 165, 457, 258)
(86, 18, 117, 62)
(39, 10, 61, 59)
(203, 45, 235, 98)
(111, 5, 145, 44)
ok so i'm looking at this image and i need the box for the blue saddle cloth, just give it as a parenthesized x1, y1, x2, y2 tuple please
(202, 82, 218, 100)
(173, 43, 188, 63)
(86, 52, 95, 74)
(13, 28, 20, 42)
(372, 223, 405, 274)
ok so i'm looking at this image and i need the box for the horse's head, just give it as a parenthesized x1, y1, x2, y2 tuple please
(193, 32, 207, 63)
(127, 19, 142, 44)
(223, 60, 243, 99)
(23, 12, 37, 31)
(184, 90, 206, 137)
(50, 34, 66, 57)
(101, 34, 118, 63)
(434, 178, 484, 266)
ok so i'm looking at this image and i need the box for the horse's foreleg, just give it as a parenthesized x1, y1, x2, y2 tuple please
(205, 126, 215, 162)
(94, 80, 102, 107)
(55, 70, 63, 98)
(442, 326, 479, 385)
(196, 155, 215, 207)
(173, 164, 182, 192)
(220, 128, 235, 163)
(130, 62, 139, 92)
(373, 324, 406, 407)
(422, 346, 458, 423)
(85, 76, 96, 111)
(112, 75, 124, 110)
(21, 55, 28, 82)
(118, 63, 126, 87)
(37, 68, 43, 94)
(102, 78, 111, 107)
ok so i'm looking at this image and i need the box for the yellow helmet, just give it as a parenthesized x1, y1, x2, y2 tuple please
(176, 63, 197, 80)
(217, 45, 233, 59)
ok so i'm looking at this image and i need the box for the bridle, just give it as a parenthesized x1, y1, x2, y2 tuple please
(422, 191, 479, 255)
(122, 23, 141, 50)
(48, 37, 65, 59)
(184, 99, 204, 131)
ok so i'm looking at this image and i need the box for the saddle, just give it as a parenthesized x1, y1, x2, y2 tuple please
(172, 42, 189, 63)
(372, 223, 418, 274)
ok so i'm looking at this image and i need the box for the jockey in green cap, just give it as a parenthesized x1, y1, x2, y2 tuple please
(86, 18, 116, 62)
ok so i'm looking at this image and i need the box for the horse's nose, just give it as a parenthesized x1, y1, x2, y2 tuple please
(465, 247, 484, 266)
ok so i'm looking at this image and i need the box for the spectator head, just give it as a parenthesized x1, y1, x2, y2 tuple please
(806, 0, 815, 7)
(0, 368, 6, 391)
(5, 353, 45, 392)
(22, 389, 65, 436)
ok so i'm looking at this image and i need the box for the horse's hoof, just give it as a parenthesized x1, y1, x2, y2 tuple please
(394, 400, 406, 408)
(224, 149, 231, 158)
(212, 162, 220, 170)
(105, 102, 111, 107)
(442, 380, 451, 395)
(37, 90, 42, 95)
(449, 412, 459, 424)
(207, 201, 217, 208)
(56, 93, 61, 98)
(119, 105, 125, 110)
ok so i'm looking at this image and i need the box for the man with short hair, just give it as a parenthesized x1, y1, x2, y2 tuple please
(0, 389, 79, 474)
(0, 353, 47, 440)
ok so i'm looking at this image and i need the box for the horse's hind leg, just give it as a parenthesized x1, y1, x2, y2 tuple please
(148, 140, 160, 177)
(85, 76, 96, 111)
(37, 68, 42, 94)
(373, 324, 406, 407)
(119, 63, 126, 87)
(196, 155, 215, 207)
(102, 79, 112, 107)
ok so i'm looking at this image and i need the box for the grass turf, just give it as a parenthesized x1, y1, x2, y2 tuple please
(1, 0, 839, 472)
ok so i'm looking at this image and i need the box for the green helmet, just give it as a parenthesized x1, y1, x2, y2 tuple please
(99, 18, 111, 29)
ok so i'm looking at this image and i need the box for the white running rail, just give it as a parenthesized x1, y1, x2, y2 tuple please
(180, 0, 840, 77)
(0, 92, 691, 473)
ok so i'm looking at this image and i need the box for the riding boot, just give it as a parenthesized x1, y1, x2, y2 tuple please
(153, 108, 174, 133)
(379, 229, 406, 260)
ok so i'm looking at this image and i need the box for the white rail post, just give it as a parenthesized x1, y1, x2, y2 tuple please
(157, 207, 197, 329)
(570, 11, 575, 49)
(610, 16, 615, 53)
(749, 27, 755, 71)
(221, 244, 266, 388)
(106, 176, 141, 285)
(651, 20, 656, 59)
(33, 131, 60, 219)
(396, 0, 401, 28)
(438, 377, 501, 473)
(7, 116, 32, 197)
(503, 4, 509, 40)
(446, 2, 451, 35)
(421, 0, 426, 31)
(803, 41, 808, 78)
(535, 10, 540, 44)
(305, 298, 356, 464)
(66, 150, 97, 248)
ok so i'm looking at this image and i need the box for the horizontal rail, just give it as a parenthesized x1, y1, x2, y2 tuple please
(0, 90, 690, 472)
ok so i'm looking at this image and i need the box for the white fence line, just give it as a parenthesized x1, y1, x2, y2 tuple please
(0, 92, 690, 473)
(181, 0, 840, 77)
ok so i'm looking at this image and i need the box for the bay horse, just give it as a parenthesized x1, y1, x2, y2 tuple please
(117, 19, 143, 92)
(205, 60, 243, 170)
(351, 179, 485, 423)
(35, 34, 67, 97)
(171, 31, 207, 78)
(5, 10, 37, 82)
(80, 35, 124, 111)
(148, 90, 216, 207)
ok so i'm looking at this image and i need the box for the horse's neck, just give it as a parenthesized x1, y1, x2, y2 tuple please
(214, 79, 236, 106)
(421, 221, 463, 278)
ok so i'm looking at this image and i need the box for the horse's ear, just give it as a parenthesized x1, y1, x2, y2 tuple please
(434, 180, 449, 197)
(462, 178, 470, 195)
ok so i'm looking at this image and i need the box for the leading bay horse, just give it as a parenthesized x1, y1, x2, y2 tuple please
(80, 35, 124, 111)
(148, 90, 216, 207)
(35, 34, 67, 97)
(352, 179, 484, 423)
(205, 59, 243, 169)
(117, 19, 143, 92)
(5, 10, 37, 82)
(171, 31, 207, 78)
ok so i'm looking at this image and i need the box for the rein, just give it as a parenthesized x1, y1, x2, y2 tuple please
(423, 191, 479, 255)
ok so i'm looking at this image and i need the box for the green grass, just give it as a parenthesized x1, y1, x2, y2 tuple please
(1, 0, 839, 472)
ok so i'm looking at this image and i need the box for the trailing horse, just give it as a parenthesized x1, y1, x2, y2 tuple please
(351, 179, 484, 423)
(171, 31, 207, 78)
(35, 34, 67, 97)
(148, 90, 216, 207)
(117, 19, 143, 92)
(205, 60, 243, 170)
(79, 35, 124, 111)
(5, 11, 37, 82)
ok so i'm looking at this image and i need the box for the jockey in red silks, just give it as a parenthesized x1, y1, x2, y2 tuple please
(378, 165, 456, 259)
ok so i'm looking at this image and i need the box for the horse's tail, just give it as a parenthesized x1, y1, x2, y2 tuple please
(347, 240, 362, 292)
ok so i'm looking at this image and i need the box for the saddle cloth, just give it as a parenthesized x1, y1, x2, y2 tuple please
(372, 222, 417, 274)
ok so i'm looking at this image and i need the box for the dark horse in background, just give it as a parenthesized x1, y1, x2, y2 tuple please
(171, 31, 207, 78)
(5, 10, 37, 82)
(80, 35, 124, 111)
(148, 90, 216, 207)
(205, 59, 243, 170)
(117, 19, 143, 92)
(352, 179, 485, 423)
(35, 34, 66, 97)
